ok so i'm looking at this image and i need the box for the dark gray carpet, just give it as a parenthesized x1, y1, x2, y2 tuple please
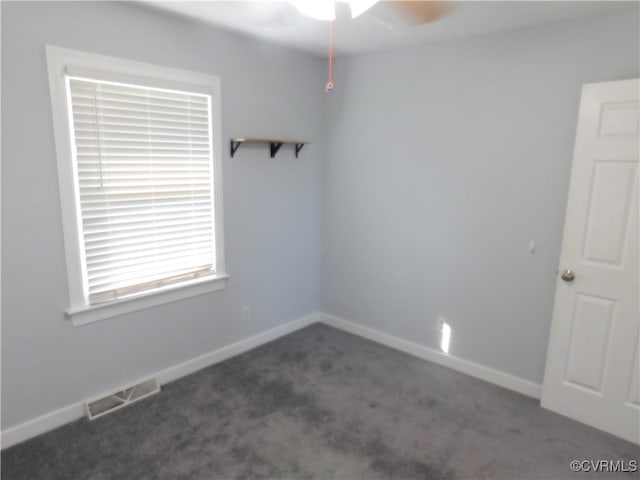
(2, 323, 638, 479)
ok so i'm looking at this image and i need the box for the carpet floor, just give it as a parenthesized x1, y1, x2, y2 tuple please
(2, 323, 639, 479)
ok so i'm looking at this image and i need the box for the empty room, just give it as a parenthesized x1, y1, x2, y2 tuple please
(1, 1, 639, 478)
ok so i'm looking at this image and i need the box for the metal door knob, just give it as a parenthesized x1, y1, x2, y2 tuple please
(561, 269, 575, 282)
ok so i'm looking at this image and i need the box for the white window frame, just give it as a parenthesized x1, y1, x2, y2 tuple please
(46, 46, 228, 326)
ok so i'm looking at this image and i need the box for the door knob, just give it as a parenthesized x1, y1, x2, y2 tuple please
(561, 269, 575, 282)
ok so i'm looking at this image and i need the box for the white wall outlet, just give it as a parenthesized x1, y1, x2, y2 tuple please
(241, 305, 251, 321)
(437, 316, 447, 332)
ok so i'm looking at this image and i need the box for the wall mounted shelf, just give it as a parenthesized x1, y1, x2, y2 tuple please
(230, 138, 309, 158)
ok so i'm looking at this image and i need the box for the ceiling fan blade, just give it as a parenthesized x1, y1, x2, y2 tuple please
(390, 1, 453, 25)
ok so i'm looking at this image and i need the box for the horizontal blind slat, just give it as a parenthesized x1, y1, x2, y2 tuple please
(70, 80, 209, 104)
(81, 198, 213, 213)
(84, 224, 215, 246)
(70, 96, 209, 113)
(82, 218, 213, 238)
(85, 234, 213, 258)
(73, 120, 210, 135)
(75, 139, 211, 149)
(82, 211, 212, 228)
(79, 188, 213, 199)
(89, 267, 212, 292)
(77, 153, 211, 160)
(72, 108, 209, 124)
(90, 268, 214, 297)
(87, 257, 214, 286)
(73, 111, 209, 126)
(75, 132, 210, 143)
(77, 158, 212, 166)
(86, 247, 214, 276)
(81, 202, 212, 219)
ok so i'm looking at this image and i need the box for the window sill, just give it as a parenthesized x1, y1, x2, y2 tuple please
(67, 274, 230, 327)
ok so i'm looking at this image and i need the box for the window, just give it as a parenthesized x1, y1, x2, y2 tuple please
(47, 46, 227, 326)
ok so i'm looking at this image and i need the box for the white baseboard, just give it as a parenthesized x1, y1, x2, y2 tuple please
(1, 312, 319, 450)
(155, 312, 318, 385)
(0, 402, 86, 451)
(2, 311, 540, 449)
(319, 312, 542, 400)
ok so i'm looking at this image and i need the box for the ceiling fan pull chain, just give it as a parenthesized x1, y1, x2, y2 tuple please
(325, 20, 334, 92)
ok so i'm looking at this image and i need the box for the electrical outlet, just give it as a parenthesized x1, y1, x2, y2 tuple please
(242, 305, 251, 321)
(437, 316, 447, 332)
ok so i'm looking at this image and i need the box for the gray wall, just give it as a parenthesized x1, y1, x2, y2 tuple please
(1, 1, 325, 429)
(321, 8, 640, 383)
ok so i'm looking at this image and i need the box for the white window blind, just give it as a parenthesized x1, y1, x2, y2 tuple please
(67, 76, 217, 305)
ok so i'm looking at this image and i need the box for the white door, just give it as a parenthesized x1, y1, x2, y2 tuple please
(541, 79, 640, 445)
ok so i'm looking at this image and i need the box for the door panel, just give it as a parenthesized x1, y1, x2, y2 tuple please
(583, 162, 636, 266)
(564, 294, 614, 393)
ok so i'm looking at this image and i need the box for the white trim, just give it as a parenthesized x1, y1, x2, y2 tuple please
(1, 312, 319, 450)
(1, 311, 540, 449)
(69, 274, 230, 326)
(45, 45, 227, 324)
(155, 312, 318, 384)
(0, 403, 86, 451)
(319, 313, 542, 399)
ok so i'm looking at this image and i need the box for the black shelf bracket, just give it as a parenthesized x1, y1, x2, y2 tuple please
(230, 139, 242, 158)
(295, 143, 305, 158)
(270, 142, 283, 158)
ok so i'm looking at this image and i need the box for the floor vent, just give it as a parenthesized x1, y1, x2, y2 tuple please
(85, 378, 160, 420)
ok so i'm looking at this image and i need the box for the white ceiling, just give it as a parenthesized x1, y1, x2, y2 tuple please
(143, 1, 635, 57)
